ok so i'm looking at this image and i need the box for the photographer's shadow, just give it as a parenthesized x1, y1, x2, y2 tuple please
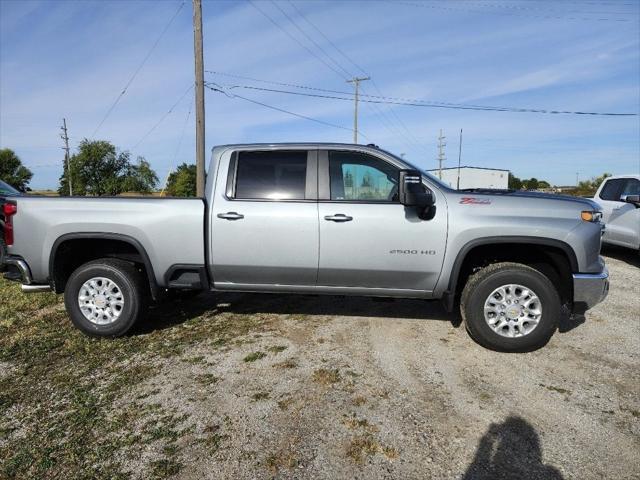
(463, 416, 563, 480)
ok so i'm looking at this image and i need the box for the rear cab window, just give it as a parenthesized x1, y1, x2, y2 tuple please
(231, 150, 311, 200)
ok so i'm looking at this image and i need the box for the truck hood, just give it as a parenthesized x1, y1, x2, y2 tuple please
(456, 189, 601, 210)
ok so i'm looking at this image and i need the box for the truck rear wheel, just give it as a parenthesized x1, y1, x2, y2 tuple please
(64, 258, 147, 337)
(460, 262, 560, 352)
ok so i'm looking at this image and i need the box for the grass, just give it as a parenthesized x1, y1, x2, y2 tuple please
(251, 391, 270, 401)
(312, 368, 341, 385)
(0, 278, 271, 479)
(265, 449, 298, 473)
(345, 434, 398, 464)
(540, 384, 572, 395)
(266, 345, 287, 353)
(243, 351, 266, 362)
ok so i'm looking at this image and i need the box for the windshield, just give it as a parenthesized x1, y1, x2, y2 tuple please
(0, 180, 20, 195)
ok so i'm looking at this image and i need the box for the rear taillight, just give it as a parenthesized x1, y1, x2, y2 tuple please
(3, 202, 17, 246)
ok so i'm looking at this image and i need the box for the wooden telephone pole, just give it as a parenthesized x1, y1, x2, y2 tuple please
(347, 76, 370, 144)
(437, 129, 446, 179)
(193, 0, 206, 197)
(456, 129, 463, 190)
(60, 118, 72, 196)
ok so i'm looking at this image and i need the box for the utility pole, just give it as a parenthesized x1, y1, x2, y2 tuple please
(347, 76, 370, 144)
(193, 0, 206, 197)
(456, 129, 463, 190)
(60, 118, 72, 196)
(437, 129, 446, 179)
(576, 172, 579, 186)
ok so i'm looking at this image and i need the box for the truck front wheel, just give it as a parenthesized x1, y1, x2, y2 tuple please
(460, 262, 561, 352)
(64, 258, 147, 337)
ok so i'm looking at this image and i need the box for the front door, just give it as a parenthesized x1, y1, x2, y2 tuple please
(598, 177, 640, 249)
(210, 149, 319, 287)
(317, 150, 447, 293)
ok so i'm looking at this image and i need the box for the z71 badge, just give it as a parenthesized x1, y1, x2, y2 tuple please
(390, 249, 437, 255)
(460, 197, 491, 205)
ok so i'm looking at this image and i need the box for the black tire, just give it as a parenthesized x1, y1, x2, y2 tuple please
(460, 262, 561, 352)
(0, 234, 6, 270)
(64, 258, 147, 337)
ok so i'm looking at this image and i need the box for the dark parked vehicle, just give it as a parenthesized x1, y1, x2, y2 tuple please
(0, 180, 20, 267)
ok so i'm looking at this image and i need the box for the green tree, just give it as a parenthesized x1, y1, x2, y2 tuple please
(508, 173, 523, 190)
(571, 173, 611, 197)
(0, 148, 33, 191)
(523, 177, 540, 190)
(121, 157, 159, 194)
(58, 139, 158, 196)
(344, 171, 354, 188)
(165, 163, 196, 197)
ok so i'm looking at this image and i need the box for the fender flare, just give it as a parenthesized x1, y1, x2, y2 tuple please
(49, 232, 159, 298)
(442, 236, 578, 311)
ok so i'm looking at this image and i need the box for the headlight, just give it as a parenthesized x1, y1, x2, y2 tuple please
(581, 211, 603, 223)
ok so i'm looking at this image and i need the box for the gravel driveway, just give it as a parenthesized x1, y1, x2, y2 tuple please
(125, 247, 639, 480)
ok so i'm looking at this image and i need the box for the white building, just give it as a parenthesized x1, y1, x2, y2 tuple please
(427, 166, 509, 190)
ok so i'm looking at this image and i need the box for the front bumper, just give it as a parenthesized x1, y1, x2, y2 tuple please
(572, 266, 609, 314)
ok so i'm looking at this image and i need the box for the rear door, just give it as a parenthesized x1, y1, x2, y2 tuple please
(210, 149, 319, 287)
(316, 149, 447, 293)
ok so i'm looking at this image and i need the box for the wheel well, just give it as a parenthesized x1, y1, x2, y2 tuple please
(50, 237, 156, 297)
(454, 243, 573, 305)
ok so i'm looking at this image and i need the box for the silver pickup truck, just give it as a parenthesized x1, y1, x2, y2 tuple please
(1, 143, 609, 351)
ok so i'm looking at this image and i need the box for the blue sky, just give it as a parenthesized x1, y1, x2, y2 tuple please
(1, 0, 638, 190)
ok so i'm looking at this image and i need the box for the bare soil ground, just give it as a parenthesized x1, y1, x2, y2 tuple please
(1, 248, 638, 479)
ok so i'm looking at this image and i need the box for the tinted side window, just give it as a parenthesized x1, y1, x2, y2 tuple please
(621, 178, 640, 196)
(235, 151, 307, 200)
(599, 179, 624, 201)
(329, 151, 399, 202)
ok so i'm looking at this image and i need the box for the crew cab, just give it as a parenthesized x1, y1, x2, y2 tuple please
(0, 143, 609, 351)
(592, 174, 640, 251)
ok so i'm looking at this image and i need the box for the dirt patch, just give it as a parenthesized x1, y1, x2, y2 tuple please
(1, 252, 638, 479)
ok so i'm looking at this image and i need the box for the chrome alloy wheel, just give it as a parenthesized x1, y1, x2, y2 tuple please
(78, 277, 125, 325)
(483, 284, 542, 338)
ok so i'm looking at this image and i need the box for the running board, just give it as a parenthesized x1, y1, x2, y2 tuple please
(21, 284, 52, 293)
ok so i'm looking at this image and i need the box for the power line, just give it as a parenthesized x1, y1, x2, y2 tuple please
(206, 80, 638, 116)
(256, 0, 429, 152)
(441, 1, 633, 16)
(269, 0, 352, 80)
(247, 0, 348, 80)
(386, 0, 633, 22)
(91, 1, 186, 138)
(130, 84, 193, 151)
(206, 71, 432, 152)
(206, 83, 371, 140)
(161, 97, 193, 196)
(249, 1, 432, 155)
(285, 1, 432, 153)
(171, 93, 194, 166)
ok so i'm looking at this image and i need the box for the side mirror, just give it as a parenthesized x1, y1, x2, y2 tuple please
(399, 170, 435, 219)
(621, 194, 640, 206)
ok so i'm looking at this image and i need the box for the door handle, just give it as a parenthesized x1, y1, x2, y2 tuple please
(217, 212, 244, 220)
(324, 214, 353, 222)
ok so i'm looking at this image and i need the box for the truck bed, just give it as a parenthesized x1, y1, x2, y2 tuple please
(7, 196, 206, 287)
